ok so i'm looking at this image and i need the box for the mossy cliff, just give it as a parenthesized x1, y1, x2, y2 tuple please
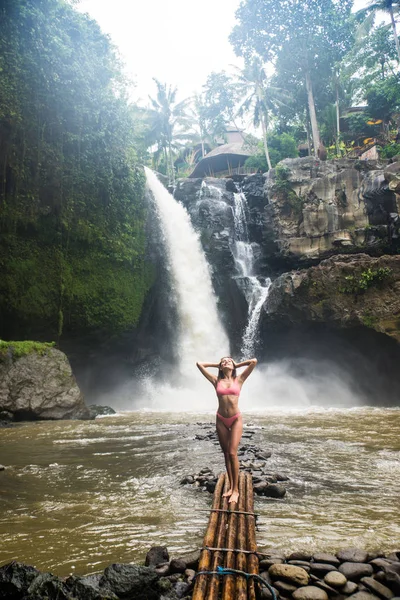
(0, 0, 154, 343)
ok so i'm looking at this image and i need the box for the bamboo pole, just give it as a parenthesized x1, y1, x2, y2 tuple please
(222, 486, 239, 600)
(192, 473, 226, 600)
(236, 472, 248, 599)
(207, 476, 230, 600)
(246, 473, 258, 600)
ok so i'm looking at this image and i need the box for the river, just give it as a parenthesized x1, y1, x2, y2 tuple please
(1, 407, 399, 577)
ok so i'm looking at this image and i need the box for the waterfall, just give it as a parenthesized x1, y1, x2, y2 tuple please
(145, 168, 229, 378)
(231, 192, 271, 358)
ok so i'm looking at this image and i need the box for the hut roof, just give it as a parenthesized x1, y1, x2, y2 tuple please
(189, 142, 252, 178)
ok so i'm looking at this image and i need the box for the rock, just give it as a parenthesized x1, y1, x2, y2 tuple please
(99, 563, 159, 600)
(174, 580, 190, 598)
(387, 554, 400, 563)
(324, 572, 348, 588)
(269, 564, 310, 586)
(292, 585, 329, 600)
(0, 465, 5, 471)
(264, 254, 400, 344)
(184, 569, 196, 584)
(275, 579, 299, 594)
(360, 577, 394, 599)
(310, 564, 339, 576)
(205, 480, 217, 493)
(339, 563, 374, 582)
(288, 553, 313, 562)
(260, 558, 286, 568)
(346, 593, 381, 600)
(314, 554, 341, 567)
(0, 562, 40, 597)
(338, 550, 370, 564)
(260, 585, 280, 599)
(0, 410, 13, 422)
(254, 482, 270, 495)
(0, 347, 89, 420)
(342, 581, 359, 595)
(260, 484, 287, 498)
(145, 546, 169, 567)
(176, 551, 200, 570)
(169, 559, 186, 574)
(370, 560, 396, 572)
(65, 574, 109, 600)
(155, 563, 170, 576)
(27, 572, 71, 599)
(288, 561, 311, 572)
(87, 405, 116, 418)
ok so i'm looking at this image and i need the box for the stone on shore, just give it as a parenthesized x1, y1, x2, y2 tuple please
(269, 564, 310, 586)
(339, 562, 374, 581)
(360, 576, 395, 599)
(292, 585, 329, 600)
(324, 571, 347, 588)
(337, 549, 370, 564)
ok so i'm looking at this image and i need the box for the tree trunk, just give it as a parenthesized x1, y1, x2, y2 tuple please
(336, 86, 341, 156)
(305, 69, 321, 157)
(260, 113, 272, 170)
(389, 5, 400, 65)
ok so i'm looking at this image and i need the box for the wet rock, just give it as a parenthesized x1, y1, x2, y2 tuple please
(342, 581, 359, 595)
(184, 569, 195, 584)
(346, 593, 381, 600)
(260, 558, 286, 569)
(174, 580, 191, 598)
(169, 559, 186, 574)
(275, 579, 299, 594)
(0, 465, 5, 471)
(288, 553, 313, 562)
(314, 554, 341, 567)
(99, 563, 159, 600)
(145, 546, 169, 567)
(264, 484, 287, 498)
(155, 563, 170, 577)
(339, 562, 374, 582)
(360, 577, 394, 599)
(310, 564, 339, 577)
(370, 560, 395, 572)
(0, 562, 40, 597)
(292, 585, 329, 600)
(87, 405, 116, 418)
(288, 561, 311, 572)
(205, 480, 217, 493)
(387, 554, 400, 563)
(324, 571, 347, 588)
(176, 551, 200, 571)
(337, 550, 369, 564)
(269, 564, 310, 586)
(260, 585, 280, 599)
(65, 574, 109, 600)
(27, 572, 71, 600)
(311, 578, 341, 596)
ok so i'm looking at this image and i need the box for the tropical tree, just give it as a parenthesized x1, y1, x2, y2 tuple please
(357, 0, 400, 64)
(147, 79, 192, 185)
(230, 0, 354, 157)
(233, 58, 289, 170)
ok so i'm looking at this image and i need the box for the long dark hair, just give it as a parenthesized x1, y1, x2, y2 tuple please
(218, 357, 237, 380)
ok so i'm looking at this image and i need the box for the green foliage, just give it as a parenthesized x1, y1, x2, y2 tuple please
(0, 340, 55, 361)
(244, 154, 268, 172)
(360, 312, 378, 328)
(246, 134, 298, 170)
(339, 267, 393, 294)
(0, 0, 153, 339)
(378, 142, 400, 158)
(365, 75, 400, 122)
(275, 164, 291, 181)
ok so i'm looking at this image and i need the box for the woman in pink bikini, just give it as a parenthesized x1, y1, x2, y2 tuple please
(196, 356, 257, 504)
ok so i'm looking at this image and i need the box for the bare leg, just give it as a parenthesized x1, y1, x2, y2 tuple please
(216, 417, 233, 496)
(227, 415, 243, 504)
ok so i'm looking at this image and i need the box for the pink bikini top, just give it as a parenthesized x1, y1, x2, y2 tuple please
(216, 378, 241, 397)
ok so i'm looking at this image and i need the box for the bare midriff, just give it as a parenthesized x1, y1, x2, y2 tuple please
(217, 395, 240, 418)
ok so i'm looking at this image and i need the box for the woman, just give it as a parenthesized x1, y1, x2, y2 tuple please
(196, 356, 257, 504)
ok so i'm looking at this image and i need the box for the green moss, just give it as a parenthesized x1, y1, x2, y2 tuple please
(0, 340, 55, 361)
(360, 313, 378, 328)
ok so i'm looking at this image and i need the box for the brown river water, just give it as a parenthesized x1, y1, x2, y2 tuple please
(1, 408, 399, 577)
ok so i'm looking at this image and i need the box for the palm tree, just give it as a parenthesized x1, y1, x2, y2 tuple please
(232, 59, 288, 170)
(147, 79, 192, 185)
(358, 1, 400, 65)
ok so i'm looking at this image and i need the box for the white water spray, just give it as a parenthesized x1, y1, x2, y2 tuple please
(145, 168, 229, 387)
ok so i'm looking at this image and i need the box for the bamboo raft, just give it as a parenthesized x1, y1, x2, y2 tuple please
(192, 471, 259, 600)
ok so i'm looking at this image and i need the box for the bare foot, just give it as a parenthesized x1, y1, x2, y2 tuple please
(229, 491, 239, 504)
(222, 489, 233, 498)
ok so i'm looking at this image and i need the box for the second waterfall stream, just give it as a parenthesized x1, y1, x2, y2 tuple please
(144, 168, 229, 410)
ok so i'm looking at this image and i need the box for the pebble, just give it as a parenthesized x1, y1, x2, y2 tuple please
(324, 571, 347, 588)
(292, 585, 329, 600)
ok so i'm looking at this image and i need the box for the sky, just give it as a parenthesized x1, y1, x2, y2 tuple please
(76, 0, 370, 107)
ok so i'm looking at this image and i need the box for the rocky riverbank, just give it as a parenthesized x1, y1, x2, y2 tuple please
(1, 546, 399, 600)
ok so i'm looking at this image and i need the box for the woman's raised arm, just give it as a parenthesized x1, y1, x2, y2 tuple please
(236, 358, 257, 383)
(196, 361, 219, 386)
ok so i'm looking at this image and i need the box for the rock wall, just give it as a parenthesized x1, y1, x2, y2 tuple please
(0, 346, 88, 420)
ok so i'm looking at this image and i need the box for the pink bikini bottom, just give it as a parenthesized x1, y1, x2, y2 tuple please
(216, 412, 241, 429)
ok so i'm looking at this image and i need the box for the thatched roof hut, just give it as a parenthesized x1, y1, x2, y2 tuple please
(189, 142, 252, 178)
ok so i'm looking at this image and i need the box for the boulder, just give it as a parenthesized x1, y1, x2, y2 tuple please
(0, 561, 40, 597)
(314, 553, 341, 566)
(269, 564, 310, 586)
(0, 345, 89, 420)
(310, 563, 338, 576)
(99, 563, 159, 600)
(145, 546, 169, 567)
